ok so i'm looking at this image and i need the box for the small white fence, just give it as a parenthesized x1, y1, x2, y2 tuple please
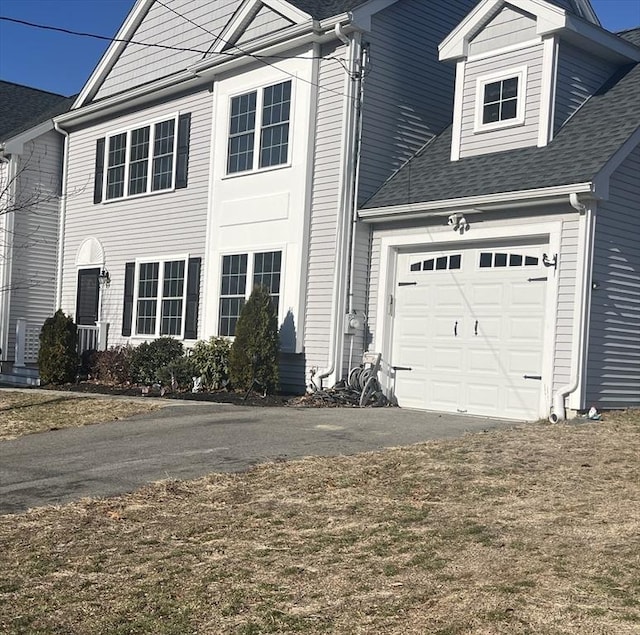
(77, 325, 100, 355)
(14, 318, 41, 366)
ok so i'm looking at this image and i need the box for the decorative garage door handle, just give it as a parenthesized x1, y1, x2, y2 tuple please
(523, 375, 542, 380)
(392, 366, 413, 371)
(454, 321, 458, 337)
(474, 320, 478, 336)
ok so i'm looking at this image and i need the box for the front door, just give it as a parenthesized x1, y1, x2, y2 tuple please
(76, 268, 100, 325)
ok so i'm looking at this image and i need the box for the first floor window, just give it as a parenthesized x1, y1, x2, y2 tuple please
(219, 251, 282, 336)
(135, 258, 186, 336)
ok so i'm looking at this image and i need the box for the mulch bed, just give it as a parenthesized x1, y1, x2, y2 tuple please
(39, 381, 295, 407)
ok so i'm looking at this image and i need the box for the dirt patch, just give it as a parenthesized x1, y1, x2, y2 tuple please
(1, 410, 638, 634)
(0, 390, 161, 441)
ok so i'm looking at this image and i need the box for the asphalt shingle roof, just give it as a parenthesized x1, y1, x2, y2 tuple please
(0, 81, 73, 142)
(363, 39, 640, 209)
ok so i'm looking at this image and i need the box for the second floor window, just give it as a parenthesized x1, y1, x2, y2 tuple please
(94, 113, 191, 204)
(227, 80, 292, 174)
(482, 77, 518, 125)
(475, 67, 526, 133)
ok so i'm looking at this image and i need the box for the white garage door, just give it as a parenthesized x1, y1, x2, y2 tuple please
(391, 243, 548, 420)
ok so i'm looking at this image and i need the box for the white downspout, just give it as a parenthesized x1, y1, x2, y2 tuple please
(550, 192, 594, 422)
(311, 24, 360, 389)
(53, 120, 70, 310)
(0, 151, 16, 362)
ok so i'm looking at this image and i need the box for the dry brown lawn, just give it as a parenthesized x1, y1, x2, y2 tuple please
(0, 390, 161, 441)
(0, 410, 638, 634)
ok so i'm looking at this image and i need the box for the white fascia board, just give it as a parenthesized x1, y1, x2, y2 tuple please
(359, 182, 595, 222)
(72, 0, 154, 109)
(3, 119, 55, 155)
(439, 0, 567, 62)
(592, 125, 640, 199)
(574, 0, 600, 26)
(266, 0, 311, 22)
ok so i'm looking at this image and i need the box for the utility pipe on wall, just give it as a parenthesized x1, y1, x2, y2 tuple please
(550, 192, 595, 422)
(312, 24, 362, 389)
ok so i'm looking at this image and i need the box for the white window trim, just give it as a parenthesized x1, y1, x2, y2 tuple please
(474, 66, 528, 134)
(217, 248, 284, 336)
(132, 253, 189, 340)
(224, 79, 294, 178)
(102, 113, 180, 202)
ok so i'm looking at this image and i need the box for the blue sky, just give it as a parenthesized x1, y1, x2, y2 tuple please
(0, 0, 639, 96)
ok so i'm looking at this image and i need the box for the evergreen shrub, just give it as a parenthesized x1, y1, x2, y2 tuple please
(229, 285, 279, 393)
(38, 310, 79, 384)
(190, 337, 231, 390)
(157, 356, 198, 391)
(130, 337, 183, 384)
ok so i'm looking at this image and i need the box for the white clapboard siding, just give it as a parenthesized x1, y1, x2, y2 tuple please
(6, 130, 62, 359)
(358, 0, 477, 204)
(95, 0, 244, 100)
(554, 42, 617, 133)
(468, 5, 538, 57)
(235, 5, 293, 47)
(585, 145, 640, 408)
(303, 42, 346, 376)
(60, 89, 212, 343)
(459, 44, 544, 158)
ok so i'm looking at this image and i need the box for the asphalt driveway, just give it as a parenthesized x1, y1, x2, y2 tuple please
(0, 397, 518, 514)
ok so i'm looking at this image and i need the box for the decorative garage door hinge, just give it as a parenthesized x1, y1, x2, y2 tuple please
(398, 281, 418, 286)
(527, 276, 548, 282)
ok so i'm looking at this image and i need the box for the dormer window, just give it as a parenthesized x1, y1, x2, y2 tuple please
(474, 67, 527, 133)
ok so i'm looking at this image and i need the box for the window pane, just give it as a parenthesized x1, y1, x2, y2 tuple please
(495, 253, 508, 267)
(509, 254, 523, 267)
(502, 77, 519, 99)
(259, 81, 291, 169)
(484, 81, 501, 103)
(525, 256, 539, 266)
(151, 120, 175, 191)
(106, 133, 126, 199)
(483, 102, 501, 124)
(479, 252, 492, 268)
(219, 255, 248, 336)
(449, 254, 461, 269)
(424, 259, 434, 271)
(501, 98, 517, 121)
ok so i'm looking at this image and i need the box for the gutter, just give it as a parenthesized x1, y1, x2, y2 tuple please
(549, 191, 595, 422)
(359, 182, 596, 222)
(53, 120, 70, 310)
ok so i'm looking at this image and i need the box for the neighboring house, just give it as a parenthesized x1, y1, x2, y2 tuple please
(359, 0, 640, 420)
(51, 0, 632, 420)
(0, 82, 74, 385)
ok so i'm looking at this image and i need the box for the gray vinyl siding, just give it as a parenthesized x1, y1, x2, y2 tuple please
(585, 144, 640, 408)
(6, 130, 62, 359)
(554, 42, 617, 133)
(235, 6, 293, 47)
(95, 0, 243, 101)
(459, 43, 544, 159)
(60, 90, 212, 344)
(468, 5, 538, 57)
(303, 42, 346, 376)
(358, 0, 477, 205)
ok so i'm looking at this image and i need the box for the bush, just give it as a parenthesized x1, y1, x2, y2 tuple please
(157, 356, 199, 391)
(89, 346, 133, 384)
(190, 337, 231, 390)
(38, 310, 79, 384)
(130, 337, 184, 384)
(229, 285, 279, 393)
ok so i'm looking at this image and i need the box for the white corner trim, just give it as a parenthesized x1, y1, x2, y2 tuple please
(473, 65, 528, 134)
(73, 0, 154, 109)
(537, 36, 557, 147)
(592, 125, 640, 200)
(450, 60, 466, 162)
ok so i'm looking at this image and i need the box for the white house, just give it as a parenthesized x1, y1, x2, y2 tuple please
(48, 0, 638, 420)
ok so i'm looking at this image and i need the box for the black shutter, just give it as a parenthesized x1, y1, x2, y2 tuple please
(184, 257, 201, 339)
(175, 113, 191, 190)
(94, 137, 105, 204)
(122, 262, 135, 336)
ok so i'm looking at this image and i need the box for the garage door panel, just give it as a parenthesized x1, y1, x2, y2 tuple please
(392, 244, 547, 420)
